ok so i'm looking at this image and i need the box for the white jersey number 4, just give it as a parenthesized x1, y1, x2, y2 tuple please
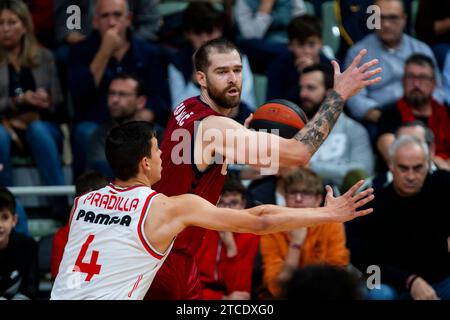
(74, 234, 102, 281)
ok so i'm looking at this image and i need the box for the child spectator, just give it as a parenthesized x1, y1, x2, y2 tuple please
(0, 186, 38, 299)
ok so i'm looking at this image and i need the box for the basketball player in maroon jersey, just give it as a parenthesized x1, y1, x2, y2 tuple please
(146, 39, 382, 299)
(51, 121, 374, 299)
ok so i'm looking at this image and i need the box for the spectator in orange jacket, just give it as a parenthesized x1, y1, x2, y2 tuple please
(195, 176, 260, 300)
(260, 168, 350, 298)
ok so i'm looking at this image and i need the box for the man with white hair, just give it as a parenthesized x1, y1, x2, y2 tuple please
(346, 135, 450, 300)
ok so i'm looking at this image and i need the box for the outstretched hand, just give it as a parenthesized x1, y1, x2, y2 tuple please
(324, 180, 374, 223)
(332, 49, 382, 101)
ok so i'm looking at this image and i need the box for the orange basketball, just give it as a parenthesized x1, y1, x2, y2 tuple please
(249, 99, 308, 138)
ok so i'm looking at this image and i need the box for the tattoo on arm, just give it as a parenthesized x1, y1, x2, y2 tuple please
(294, 90, 344, 154)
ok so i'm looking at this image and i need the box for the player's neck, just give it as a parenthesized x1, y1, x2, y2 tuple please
(200, 91, 233, 117)
(113, 176, 151, 189)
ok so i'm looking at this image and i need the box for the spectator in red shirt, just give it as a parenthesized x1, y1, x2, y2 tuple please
(377, 53, 450, 170)
(196, 176, 260, 300)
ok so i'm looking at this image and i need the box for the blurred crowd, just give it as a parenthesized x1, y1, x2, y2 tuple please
(0, 0, 449, 300)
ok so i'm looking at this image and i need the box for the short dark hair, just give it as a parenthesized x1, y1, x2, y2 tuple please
(221, 175, 246, 200)
(283, 265, 364, 300)
(0, 187, 16, 214)
(105, 121, 156, 181)
(396, 120, 435, 147)
(193, 38, 241, 73)
(75, 170, 108, 196)
(182, 2, 224, 34)
(302, 64, 334, 90)
(288, 14, 322, 43)
(283, 168, 323, 196)
(374, 0, 405, 12)
(110, 73, 146, 96)
(405, 54, 435, 78)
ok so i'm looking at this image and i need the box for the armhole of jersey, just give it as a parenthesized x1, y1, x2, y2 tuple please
(191, 115, 219, 175)
(67, 197, 80, 234)
(137, 192, 167, 260)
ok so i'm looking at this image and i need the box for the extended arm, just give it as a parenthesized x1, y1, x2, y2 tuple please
(146, 181, 374, 253)
(294, 50, 381, 154)
(202, 49, 381, 168)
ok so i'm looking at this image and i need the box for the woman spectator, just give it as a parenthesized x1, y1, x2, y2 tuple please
(0, 0, 64, 192)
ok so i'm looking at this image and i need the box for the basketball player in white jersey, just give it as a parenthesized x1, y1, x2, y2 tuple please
(51, 121, 374, 300)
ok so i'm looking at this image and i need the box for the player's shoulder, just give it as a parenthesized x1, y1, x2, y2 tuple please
(171, 97, 221, 127)
(160, 193, 203, 208)
(201, 113, 241, 130)
(159, 193, 195, 204)
(148, 192, 171, 208)
(148, 193, 192, 219)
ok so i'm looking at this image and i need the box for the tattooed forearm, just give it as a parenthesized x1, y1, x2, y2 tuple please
(294, 90, 345, 154)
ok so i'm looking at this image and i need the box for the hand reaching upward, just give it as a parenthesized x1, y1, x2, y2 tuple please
(332, 49, 382, 101)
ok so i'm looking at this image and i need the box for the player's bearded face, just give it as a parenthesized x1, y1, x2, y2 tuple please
(206, 78, 242, 109)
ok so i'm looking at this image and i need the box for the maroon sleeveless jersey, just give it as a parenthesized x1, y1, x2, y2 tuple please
(153, 96, 226, 255)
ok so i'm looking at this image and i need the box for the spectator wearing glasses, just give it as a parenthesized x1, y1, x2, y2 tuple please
(377, 54, 450, 170)
(86, 74, 164, 180)
(259, 168, 350, 298)
(343, 0, 444, 143)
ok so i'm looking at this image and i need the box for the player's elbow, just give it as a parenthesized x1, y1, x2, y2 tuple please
(250, 216, 271, 235)
(294, 150, 311, 167)
(250, 207, 274, 235)
(281, 140, 311, 167)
